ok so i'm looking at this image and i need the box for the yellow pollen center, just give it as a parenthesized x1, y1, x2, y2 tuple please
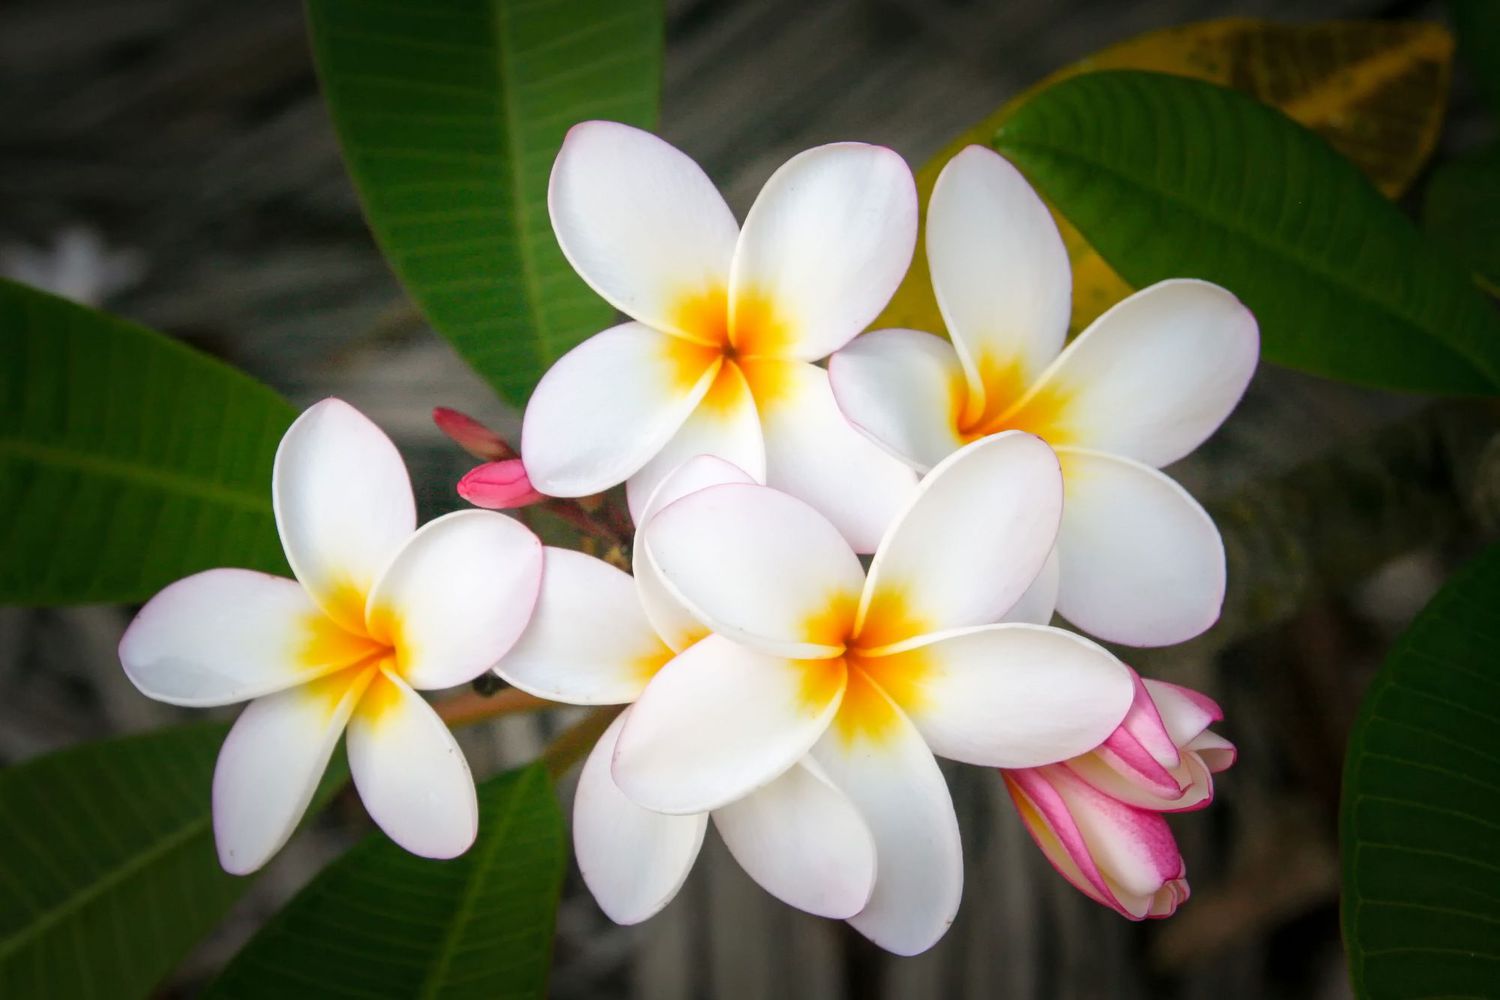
(295, 584, 420, 728)
(665, 286, 798, 417)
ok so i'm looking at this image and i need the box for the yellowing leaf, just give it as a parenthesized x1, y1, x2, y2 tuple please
(879, 18, 1454, 335)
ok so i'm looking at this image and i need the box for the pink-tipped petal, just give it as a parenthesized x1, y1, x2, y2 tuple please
(1187, 729, 1237, 774)
(432, 407, 513, 461)
(1143, 678, 1224, 746)
(457, 460, 545, 509)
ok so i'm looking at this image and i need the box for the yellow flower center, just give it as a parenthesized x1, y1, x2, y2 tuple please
(664, 286, 798, 416)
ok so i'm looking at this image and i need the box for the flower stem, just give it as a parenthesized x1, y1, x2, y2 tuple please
(434, 686, 553, 726)
(540, 706, 622, 779)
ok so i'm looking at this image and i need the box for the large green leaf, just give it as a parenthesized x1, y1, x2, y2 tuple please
(0, 279, 293, 604)
(1341, 544, 1500, 997)
(307, 0, 664, 407)
(1425, 143, 1500, 294)
(208, 763, 565, 999)
(993, 70, 1500, 396)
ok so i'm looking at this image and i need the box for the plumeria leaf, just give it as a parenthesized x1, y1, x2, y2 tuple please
(878, 18, 1454, 334)
(306, 0, 663, 407)
(0, 723, 344, 998)
(207, 763, 565, 1000)
(0, 279, 294, 604)
(993, 71, 1500, 395)
(1424, 143, 1500, 295)
(1341, 543, 1500, 997)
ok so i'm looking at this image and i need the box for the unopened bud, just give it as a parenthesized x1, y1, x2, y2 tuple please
(457, 459, 545, 509)
(433, 406, 515, 461)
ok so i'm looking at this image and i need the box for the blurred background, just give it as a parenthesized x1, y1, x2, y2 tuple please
(2, 0, 1496, 996)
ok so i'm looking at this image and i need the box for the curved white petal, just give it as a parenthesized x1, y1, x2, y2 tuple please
(498, 547, 664, 704)
(645, 482, 866, 658)
(611, 635, 844, 814)
(888, 623, 1133, 767)
(366, 510, 542, 691)
(633, 456, 758, 653)
(624, 362, 766, 525)
(730, 143, 916, 361)
(753, 359, 918, 554)
(1055, 449, 1225, 647)
(858, 432, 1061, 649)
(1002, 548, 1059, 626)
(828, 328, 967, 473)
(713, 758, 876, 919)
(521, 322, 719, 498)
(212, 666, 373, 875)
(1142, 678, 1223, 747)
(575, 712, 707, 924)
(1026, 279, 1258, 467)
(813, 677, 962, 956)
(548, 121, 738, 336)
(346, 669, 478, 859)
(120, 569, 373, 707)
(273, 398, 415, 632)
(927, 146, 1071, 408)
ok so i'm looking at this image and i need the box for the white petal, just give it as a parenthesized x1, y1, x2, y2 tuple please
(624, 362, 766, 526)
(645, 482, 866, 658)
(752, 359, 918, 554)
(713, 758, 876, 919)
(212, 667, 372, 875)
(828, 328, 967, 473)
(927, 146, 1071, 408)
(520, 322, 719, 498)
(1002, 548, 1059, 626)
(730, 143, 916, 361)
(365, 510, 542, 691)
(633, 456, 759, 653)
(858, 432, 1061, 650)
(346, 669, 478, 859)
(1025, 279, 1258, 467)
(813, 676, 962, 956)
(1142, 678, 1223, 747)
(1055, 449, 1226, 647)
(273, 398, 415, 632)
(611, 635, 844, 814)
(574, 712, 706, 924)
(885, 623, 1133, 767)
(120, 569, 374, 707)
(548, 121, 738, 336)
(498, 547, 664, 704)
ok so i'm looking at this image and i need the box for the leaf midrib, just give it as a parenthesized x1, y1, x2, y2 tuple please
(1, 439, 270, 510)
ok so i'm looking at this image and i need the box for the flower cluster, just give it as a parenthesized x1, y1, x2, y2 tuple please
(119, 121, 1255, 954)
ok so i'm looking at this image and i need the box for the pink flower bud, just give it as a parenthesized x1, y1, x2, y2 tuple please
(457, 460, 545, 509)
(433, 407, 515, 461)
(1003, 669, 1235, 920)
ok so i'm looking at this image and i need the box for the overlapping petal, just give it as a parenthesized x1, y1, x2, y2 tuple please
(549, 120, 739, 337)
(927, 146, 1072, 410)
(119, 568, 374, 707)
(499, 547, 665, 704)
(574, 712, 707, 924)
(730, 142, 916, 361)
(612, 635, 845, 814)
(273, 398, 415, 632)
(366, 510, 542, 691)
(1001, 549, 1060, 626)
(827, 327, 968, 472)
(1054, 449, 1225, 647)
(345, 669, 478, 860)
(521, 322, 720, 498)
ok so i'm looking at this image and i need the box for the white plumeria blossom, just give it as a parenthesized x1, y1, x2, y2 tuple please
(829, 145, 1260, 646)
(118, 399, 543, 874)
(496, 457, 878, 924)
(621, 432, 1136, 954)
(521, 120, 921, 553)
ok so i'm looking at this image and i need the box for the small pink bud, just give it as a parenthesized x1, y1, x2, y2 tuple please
(433, 407, 515, 461)
(457, 460, 545, 509)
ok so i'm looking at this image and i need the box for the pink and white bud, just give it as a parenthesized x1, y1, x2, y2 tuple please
(433, 406, 515, 461)
(458, 460, 545, 509)
(1003, 670, 1235, 919)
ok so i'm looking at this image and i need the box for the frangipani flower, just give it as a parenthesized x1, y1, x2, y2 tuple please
(118, 399, 543, 873)
(497, 457, 878, 924)
(829, 145, 1259, 645)
(521, 120, 920, 552)
(623, 432, 1137, 954)
(1003, 671, 1235, 919)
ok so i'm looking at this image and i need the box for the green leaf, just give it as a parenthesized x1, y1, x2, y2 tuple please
(0, 279, 294, 604)
(207, 763, 565, 999)
(0, 723, 344, 998)
(1448, 0, 1500, 114)
(993, 70, 1500, 396)
(1424, 143, 1500, 294)
(307, 0, 664, 407)
(1341, 544, 1500, 997)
